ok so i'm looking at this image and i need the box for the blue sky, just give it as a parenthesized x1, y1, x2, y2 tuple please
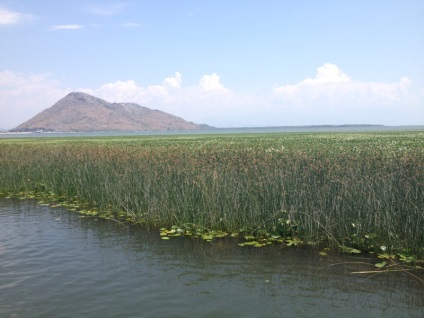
(1, 0, 423, 129)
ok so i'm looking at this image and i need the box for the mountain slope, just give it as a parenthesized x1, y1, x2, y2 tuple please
(10, 92, 203, 132)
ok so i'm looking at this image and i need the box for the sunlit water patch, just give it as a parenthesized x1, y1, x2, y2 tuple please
(0, 199, 423, 317)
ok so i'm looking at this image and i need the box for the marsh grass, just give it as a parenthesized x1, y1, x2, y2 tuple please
(0, 132, 423, 255)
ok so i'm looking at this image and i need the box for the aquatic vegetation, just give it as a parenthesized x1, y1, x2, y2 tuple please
(0, 131, 423, 256)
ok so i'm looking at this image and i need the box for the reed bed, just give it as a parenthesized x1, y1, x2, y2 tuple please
(0, 132, 423, 255)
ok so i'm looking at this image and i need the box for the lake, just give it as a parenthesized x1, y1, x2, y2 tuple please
(1, 199, 423, 317)
(2, 125, 424, 139)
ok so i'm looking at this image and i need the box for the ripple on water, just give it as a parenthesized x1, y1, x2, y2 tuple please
(0, 198, 423, 318)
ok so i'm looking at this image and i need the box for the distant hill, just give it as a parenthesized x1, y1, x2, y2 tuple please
(10, 92, 207, 132)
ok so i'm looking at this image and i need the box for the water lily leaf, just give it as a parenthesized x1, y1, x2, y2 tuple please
(340, 245, 361, 254)
(202, 234, 213, 241)
(319, 251, 328, 256)
(398, 253, 414, 263)
(378, 253, 396, 260)
(161, 237, 170, 240)
(243, 241, 259, 246)
(375, 261, 387, 268)
(286, 238, 302, 246)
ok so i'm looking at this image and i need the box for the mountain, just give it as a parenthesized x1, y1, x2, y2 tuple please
(10, 92, 206, 132)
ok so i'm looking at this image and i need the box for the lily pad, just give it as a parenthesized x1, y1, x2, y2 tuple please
(375, 261, 387, 268)
(202, 234, 213, 241)
(340, 245, 361, 254)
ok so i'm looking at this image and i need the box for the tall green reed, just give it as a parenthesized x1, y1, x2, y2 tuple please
(0, 132, 423, 255)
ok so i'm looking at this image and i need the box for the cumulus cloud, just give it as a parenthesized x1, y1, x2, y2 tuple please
(163, 72, 182, 89)
(52, 24, 84, 30)
(80, 72, 237, 125)
(274, 63, 414, 104)
(199, 73, 230, 92)
(81, 80, 141, 103)
(78, 66, 422, 127)
(274, 63, 350, 97)
(0, 71, 70, 129)
(309, 63, 350, 84)
(0, 7, 35, 25)
(81, 72, 183, 103)
(271, 63, 420, 125)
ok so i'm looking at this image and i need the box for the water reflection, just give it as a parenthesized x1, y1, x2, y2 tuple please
(0, 199, 423, 318)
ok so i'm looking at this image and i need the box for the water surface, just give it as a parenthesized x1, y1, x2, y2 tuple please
(0, 199, 423, 317)
(1, 125, 424, 139)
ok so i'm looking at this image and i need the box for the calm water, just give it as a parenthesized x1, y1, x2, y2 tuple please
(0, 199, 423, 318)
(1, 125, 424, 139)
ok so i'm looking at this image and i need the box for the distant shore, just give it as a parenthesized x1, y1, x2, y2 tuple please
(0, 131, 32, 134)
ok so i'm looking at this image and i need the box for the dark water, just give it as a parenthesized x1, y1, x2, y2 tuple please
(0, 199, 423, 318)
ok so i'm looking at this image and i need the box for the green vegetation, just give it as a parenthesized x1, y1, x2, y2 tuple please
(1, 131, 423, 257)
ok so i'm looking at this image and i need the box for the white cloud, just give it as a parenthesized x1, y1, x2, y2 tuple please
(0, 7, 35, 25)
(274, 63, 415, 104)
(310, 63, 350, 84)
(81, 80, 141, 103)
(274, 63, 350, 96)
(0, 71, 70, 129)
(199, 73, 227, 91)
(163, 72, 182, 89)
(82, 72, 236, 124)
(52, 24, 84, 30)
(78, 67, 423, 127)
(271, 63, 421, 125)
(87, 3, 128, 16)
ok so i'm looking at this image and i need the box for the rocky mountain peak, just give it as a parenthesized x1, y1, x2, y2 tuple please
(10, 92, 206, 132)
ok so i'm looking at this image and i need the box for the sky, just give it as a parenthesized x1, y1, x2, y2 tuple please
(1, 0, 423, 129)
